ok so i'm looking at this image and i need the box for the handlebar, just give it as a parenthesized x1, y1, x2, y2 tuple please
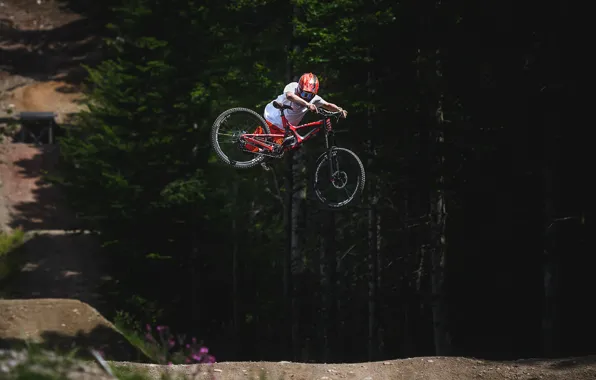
(272, 101, 345, 119)
(315, 106, 344, 118)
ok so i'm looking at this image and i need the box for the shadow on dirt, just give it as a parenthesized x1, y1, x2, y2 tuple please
(513, 355, 596, 370)
(2, 233, 108, 312)
(58, 0, 120, 20)
(0, 325, 150, 362)
(0, 17, 104, 85)
(7, 145, 78, 231)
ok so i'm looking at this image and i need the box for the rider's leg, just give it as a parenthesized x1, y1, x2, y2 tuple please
(260, 121, 284, 171)
(266, 120, 284, 145)
(269, 120, 296, 148)
(245, 125, 263, 152)
(247, 120, 283, 153)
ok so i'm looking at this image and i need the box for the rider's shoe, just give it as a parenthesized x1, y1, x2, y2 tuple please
(261, 162, 271, 171)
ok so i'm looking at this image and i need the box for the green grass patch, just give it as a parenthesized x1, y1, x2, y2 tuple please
(0, 228, 26, 283)
(111, 366, 155, 380)
(112, 310, 160, 363)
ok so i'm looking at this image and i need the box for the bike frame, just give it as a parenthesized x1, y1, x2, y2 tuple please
(237, 106, 348, 199)
(241, 110, 333, 153)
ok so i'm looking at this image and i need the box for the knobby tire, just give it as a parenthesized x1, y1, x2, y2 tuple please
(313, 147, 366, 209)
(211, 107, 271, 169)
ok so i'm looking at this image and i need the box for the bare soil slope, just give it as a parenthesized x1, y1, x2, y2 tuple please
(0, 139, 109, 312)
(1, 2, 121, 366)
(113, 356, 596, 380)
(2, 299, 595, 379)
(0, 0, 97, 121)
(0, 299, 142, 362)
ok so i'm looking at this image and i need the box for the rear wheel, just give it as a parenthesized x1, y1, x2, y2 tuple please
(313, 147, 365, 209)
(211, 107, 271, 169)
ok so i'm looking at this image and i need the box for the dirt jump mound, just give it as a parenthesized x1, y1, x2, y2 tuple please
(0, 298, 143, 361)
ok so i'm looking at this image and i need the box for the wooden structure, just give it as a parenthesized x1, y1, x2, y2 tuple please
(18, 111, 58, 145)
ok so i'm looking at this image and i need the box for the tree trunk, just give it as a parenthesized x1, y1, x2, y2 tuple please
(287, 3, 305, 361)
(318, 230, 329, 362)
(429, 97, 450, 356)
(190, 199, 199, 327)
(282, 95, 293, 359)
(338, 230, 353, 360)
(282, 38, 294, 363)
(542, 109, 558, 357)
(375, 198, 383, 357)
(366, 65, 380, 362)
(231, 181, 240, 356)
(367, 189, 379, 361)
(290, 147, 306, 360)
(542, 166, 556, 357)
(327, 212, 337, 362)
(319, 211, 336, 362)
(401, 298, 413, 356)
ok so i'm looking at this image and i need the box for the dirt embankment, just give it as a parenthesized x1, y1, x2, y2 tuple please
(1, 0, 113, 361)
(0, 0, 99, 121)
(0, 299, 139, 361)
(0, 139, 109, 309)
(114, 356, 596, 380)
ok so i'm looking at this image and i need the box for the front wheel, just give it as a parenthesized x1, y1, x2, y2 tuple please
(312, 147, 365, 209)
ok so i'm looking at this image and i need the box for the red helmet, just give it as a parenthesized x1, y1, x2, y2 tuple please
(297, 73, 319, 101)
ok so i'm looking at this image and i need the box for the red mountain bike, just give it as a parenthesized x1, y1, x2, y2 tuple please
(211, 101, 365, 209)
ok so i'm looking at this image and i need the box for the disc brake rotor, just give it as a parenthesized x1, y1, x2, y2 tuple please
(331, 171, 348, 189)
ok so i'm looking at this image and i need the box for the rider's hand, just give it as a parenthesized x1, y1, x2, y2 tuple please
(308, 103, 318, 113)
(340, 108, 348, 118)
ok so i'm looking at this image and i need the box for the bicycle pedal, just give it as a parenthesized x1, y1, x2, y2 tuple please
(260, 162, 271, 171)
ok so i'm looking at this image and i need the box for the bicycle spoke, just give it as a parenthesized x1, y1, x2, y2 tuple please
(314, 147, 365, 209)
(211, 108, 273, 167)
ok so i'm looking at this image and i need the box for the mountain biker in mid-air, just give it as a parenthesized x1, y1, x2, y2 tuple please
(210, 72, 365, 208)
(246, 73, 348, 160)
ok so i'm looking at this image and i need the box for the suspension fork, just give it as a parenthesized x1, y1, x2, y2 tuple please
(324, 118, 336, 179)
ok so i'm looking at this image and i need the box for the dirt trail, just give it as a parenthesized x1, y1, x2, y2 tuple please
(1, 0, 106, 307)
(0, 138, 109, 312)
(3, 81, 85, 121)
(0, 0, 95, 121)
(112, 356, 596, 380)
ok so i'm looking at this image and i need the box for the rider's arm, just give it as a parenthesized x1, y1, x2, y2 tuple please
(286, 91, 311, 107)
(318, 100, 347, 117)
(319, 101, 344, 113)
